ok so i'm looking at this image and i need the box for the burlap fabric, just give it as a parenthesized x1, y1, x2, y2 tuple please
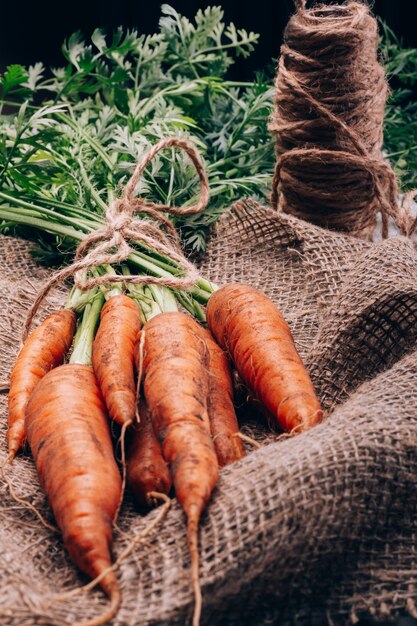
(1, 199, 417, 625)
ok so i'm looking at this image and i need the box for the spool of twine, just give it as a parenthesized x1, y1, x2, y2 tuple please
(269, 0, 407, 239)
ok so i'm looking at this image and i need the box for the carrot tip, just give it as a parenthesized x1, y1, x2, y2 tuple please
(187, 521, 202, 626)
(113, 420, 132, 523)
(146, 491, 170, 507)
(69, 587, 121, 626)
(235, 432, 261, 449)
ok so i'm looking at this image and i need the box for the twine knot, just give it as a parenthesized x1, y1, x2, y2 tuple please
(23, 137, 210, 341)
(107, 206, 132, 233)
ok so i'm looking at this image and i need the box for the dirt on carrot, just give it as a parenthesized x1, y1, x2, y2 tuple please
(7, 309, 76, 460)
(93, 294, 142, 426)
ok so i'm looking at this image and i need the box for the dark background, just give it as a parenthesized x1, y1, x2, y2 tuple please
(0, 1, 415, 80)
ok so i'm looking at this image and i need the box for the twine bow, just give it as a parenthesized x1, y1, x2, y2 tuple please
(22, 137, 210, 341)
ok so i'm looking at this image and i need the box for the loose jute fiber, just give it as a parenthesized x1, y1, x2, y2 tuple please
(269, 0, 409, 239)
(1, 199, 417, 624)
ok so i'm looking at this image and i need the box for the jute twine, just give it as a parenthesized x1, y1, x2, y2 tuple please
(269, 0, 415, 240)
(22, 137, 209, 341)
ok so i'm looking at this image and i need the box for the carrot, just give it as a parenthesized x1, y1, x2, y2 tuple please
(141, 312, 218, 626)
(203, 329, 245, 466)
(126, 398, 171, 507)
(206, 284, 323, 433)
(25, 363, 122, 623)
(7, 309, 76, 460)
(92, 294, 142, 426)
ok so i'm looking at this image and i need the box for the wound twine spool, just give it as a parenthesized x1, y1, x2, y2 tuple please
(269, 0, 409, 240)
(22, 137, 209, 341)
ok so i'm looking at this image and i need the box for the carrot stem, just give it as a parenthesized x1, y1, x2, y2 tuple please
(123, 266, 179, 320)
(138, 286, 178, 321)
(70, 291, 104, 365)
(0, 204, 217, 305)
(66, 276, 102, 312)
(175, 291, 206, 323)
(92, 265, 122, 299)
(147, 285, 178, 315)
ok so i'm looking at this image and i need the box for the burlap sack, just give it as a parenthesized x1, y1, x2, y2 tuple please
(1, 199, 417, 625)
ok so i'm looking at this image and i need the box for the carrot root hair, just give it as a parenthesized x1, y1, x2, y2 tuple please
(146, 491, 167, 507)
(232, 432, 261, 449)
(70, 589, 121, 626)
(135, 329, 146, 423)
(114, 419, 133, 523)
(187, 506, 202, 626)
(274, 416, 322, 441)
(0, 462, 58, 533)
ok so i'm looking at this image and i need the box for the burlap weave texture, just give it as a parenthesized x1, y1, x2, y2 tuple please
(0, 199, 416, 625)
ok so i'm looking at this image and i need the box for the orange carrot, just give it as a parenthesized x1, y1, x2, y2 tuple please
(126, 398, 171, 508)
(92, 294, 141, 426)
(206, 284, 323, 433)
(25, 363, 122, 622)
(141, 312, 218, 626)
(203, 329, 245, 467)
(7, 309, 76, 460)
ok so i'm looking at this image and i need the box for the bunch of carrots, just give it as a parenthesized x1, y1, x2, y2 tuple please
(6, 265, 323, 626)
